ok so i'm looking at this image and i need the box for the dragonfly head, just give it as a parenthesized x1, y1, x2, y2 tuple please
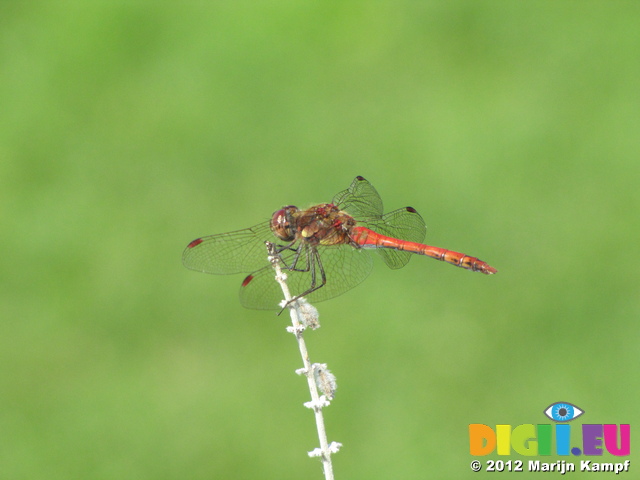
(271, 205, 299, 241)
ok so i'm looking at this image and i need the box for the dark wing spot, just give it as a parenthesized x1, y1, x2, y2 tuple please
(355, 175, 366, 181)
(241, 274, 254, 287)
(406, 206, 417, 213)
(187, 238, 204, 248)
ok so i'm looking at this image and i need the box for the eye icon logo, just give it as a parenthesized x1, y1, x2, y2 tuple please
(543, 402, 584, 422)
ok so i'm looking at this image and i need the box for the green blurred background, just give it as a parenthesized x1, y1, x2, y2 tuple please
(1, 2, 638, 479)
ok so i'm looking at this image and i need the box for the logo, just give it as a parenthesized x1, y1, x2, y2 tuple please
(468, 402, 631, 474)
(543, 401, 584, 423)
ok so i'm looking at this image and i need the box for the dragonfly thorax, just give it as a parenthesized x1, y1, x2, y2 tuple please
(295, 204, 356, 247)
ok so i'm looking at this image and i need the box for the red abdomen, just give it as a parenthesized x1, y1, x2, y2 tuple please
(350, 226, 497, 274)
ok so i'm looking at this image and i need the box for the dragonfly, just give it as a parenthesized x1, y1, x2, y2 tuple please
(183, 176, 497, 310)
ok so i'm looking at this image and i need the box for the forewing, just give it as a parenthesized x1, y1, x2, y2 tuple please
(183, 221, 275, 274)
(332, 176, 384, 219)
(366, 207, 427, 269)
(334, 177, 428, 270)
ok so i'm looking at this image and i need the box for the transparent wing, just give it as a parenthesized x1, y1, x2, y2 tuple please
(334, 177, 428, 270)
(303, 244, 373, 302)
(332, 176, 384, 219)
(182, 221, 275, 274)
(240, 244, 373, 310)
(365, 207, 427, 269)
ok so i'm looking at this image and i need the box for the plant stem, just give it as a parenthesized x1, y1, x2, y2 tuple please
(266, 242, 340, 480)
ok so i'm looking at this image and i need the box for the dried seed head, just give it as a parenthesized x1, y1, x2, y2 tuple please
(295, 298, 320, 329)
(313, 363, 337, 400)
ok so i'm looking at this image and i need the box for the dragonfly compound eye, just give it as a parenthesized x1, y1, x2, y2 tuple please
(271, 205, 299, 241)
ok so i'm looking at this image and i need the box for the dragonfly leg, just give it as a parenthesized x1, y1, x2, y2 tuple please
(270, 240, 310, 273)
(283, 249, 327, 310)
(272, 240, 296, 257)
(278, 243, 317, 275)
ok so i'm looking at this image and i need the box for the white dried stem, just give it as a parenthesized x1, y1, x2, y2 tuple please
(266, 242, 339, 480)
